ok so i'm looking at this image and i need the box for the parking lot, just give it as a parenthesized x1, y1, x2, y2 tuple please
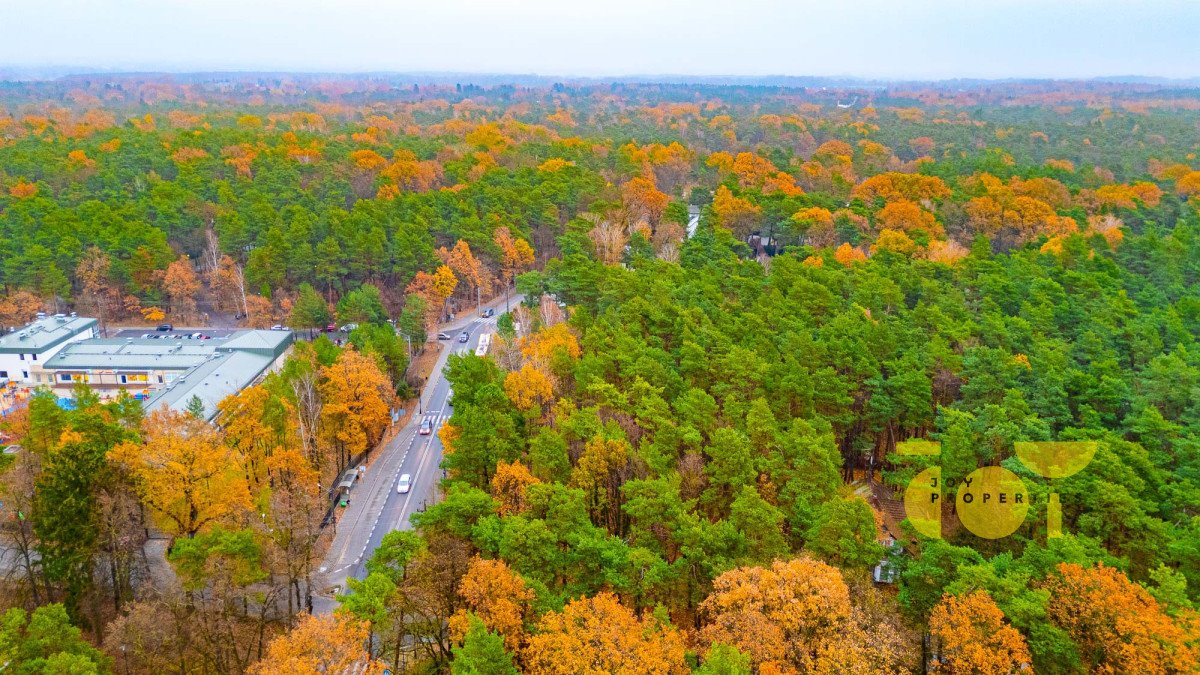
(111, 328, 241, 340)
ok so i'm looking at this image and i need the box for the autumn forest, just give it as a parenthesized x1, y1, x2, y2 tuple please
(1, 74, 1200, 673)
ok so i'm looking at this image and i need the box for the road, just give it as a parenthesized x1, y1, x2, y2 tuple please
(314, 297, 514, 613)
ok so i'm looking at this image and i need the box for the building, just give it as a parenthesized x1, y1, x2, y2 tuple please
(0, 314, 98, 413)
(39, 329, 293, 421)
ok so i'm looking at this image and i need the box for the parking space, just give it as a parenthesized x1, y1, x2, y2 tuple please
(110, 328, 241, 340)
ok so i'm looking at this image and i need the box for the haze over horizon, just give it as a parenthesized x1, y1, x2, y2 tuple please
(2, 0, 1198, 81)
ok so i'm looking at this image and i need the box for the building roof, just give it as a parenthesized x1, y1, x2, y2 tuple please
(43, 339, 219, 370)
(217, 329, 293, 358)
(43, 329, 294, 421)
(144, 349, 277, 421)
(0, 316, 97, 354)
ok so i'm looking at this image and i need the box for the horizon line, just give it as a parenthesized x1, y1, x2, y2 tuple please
(3, 67, 1200, 87)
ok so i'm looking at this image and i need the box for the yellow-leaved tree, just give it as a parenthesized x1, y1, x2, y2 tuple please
(318, 348, 394, 477)
(503, 364, 553, 412)
(110, 408, 250, 538)
(523, 592, 688, 675)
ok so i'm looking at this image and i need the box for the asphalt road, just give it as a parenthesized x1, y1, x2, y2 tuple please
(314, 297, 515, 612)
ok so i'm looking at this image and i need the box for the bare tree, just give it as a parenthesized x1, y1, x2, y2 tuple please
(0, 451, 48, 605)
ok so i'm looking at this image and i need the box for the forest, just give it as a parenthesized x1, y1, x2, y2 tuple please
(1, 74, 1199, 673)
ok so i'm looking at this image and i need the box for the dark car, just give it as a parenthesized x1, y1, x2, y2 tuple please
(457, 331, 470, 343)
(481, 308, 495, 318)
(156, 324, 173, 332)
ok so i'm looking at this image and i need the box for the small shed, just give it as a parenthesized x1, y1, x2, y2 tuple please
(337, 470, 358, 494)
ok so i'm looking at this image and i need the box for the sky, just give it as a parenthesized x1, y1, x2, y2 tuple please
(1, 0, 1198, 80)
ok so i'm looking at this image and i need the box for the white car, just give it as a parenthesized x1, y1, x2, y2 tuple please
(396, 473, 412, 494)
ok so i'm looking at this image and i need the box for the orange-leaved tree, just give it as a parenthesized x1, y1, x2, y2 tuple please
(406, 265, 458, 332)
(439, 239, 493, 308)
(699, 558, 906, 673)
(163, 255, 201, 321)
(711, 185, 761, 240)
(621, 175, 670, 227)
(1045, 563, 1199, 674)
(523, 592, 688, 675)
(249, 613, 383, 675)
(449, 556, 535, 653)
(929, 590, 1032, 674)
(490, 460, 540, 516)
(494, 226, 535, 298)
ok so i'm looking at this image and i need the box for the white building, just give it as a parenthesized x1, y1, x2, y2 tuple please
(40, 329, 293, 421)
(0, 314, 98, 413)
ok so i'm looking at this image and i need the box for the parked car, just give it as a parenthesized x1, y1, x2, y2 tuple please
(325, 324, 337, 332)
(419, 418, 434, 435)
(481, 308, 495, 318)
(396, 473, 412, 494)
(156, 324, 173, 332)
(457, 331, 470, 343)
(437, 332, 451, 340)
(190, 332, 203, 339)
(270, 324, 284, 331)
(340, 323, 358, 333)
(446, 388, 454, 406)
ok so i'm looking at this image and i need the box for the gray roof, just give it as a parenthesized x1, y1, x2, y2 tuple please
(144, 349, 277, 421)
(217, 329, 293, 358)
(44, 329, 294, 421)
(43, 339, 219, 370)
(0, 316, 97, 354)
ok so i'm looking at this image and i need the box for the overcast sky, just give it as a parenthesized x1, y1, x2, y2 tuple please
(1, 0, 1197, 80)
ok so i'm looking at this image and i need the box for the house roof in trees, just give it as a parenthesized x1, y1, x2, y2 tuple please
(0, 315, 97, 354)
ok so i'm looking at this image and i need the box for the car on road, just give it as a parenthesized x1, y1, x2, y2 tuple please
(437, 332, 451, 340)
(156, 324, 173, 332)
(396, 473, 412, 494)
(457, 331, 470, 343)
(270, 324, 284, 331)
(481, 308, 495, 318)
(447, 388, 454, 406)
(419, 417, 434, 435)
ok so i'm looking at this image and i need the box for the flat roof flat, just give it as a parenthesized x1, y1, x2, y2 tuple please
(42, 330, 293, 371)
(0, 316, 97, 354)
(44, 329, 294, 421)
(43, 339, 217, 370)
